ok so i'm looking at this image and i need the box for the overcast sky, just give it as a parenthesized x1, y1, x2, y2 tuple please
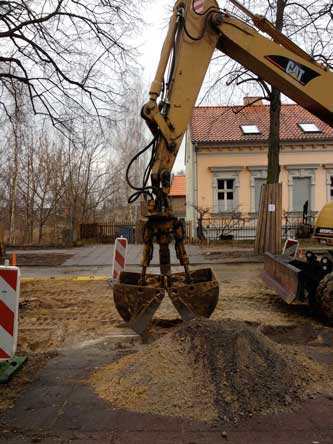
(139, 0, 185, 173)
(136, 0, 245, 173)
(139, 1, 174, 82)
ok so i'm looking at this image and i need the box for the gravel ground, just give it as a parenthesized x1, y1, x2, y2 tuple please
(3, 262, 332, 416)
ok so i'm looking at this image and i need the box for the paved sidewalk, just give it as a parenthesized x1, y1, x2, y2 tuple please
(1, 338, 333, 444)
(9, 243, 262, 277)
(62, 244, 209, 267)
(8, 245, 207, 266)
(10, 244, 262, 268)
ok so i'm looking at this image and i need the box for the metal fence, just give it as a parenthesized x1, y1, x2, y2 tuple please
(200, 212, 317, 241)
(80, 214, 315, 244)
(80, 222, 136, 244)
(80, 220, 194, 244)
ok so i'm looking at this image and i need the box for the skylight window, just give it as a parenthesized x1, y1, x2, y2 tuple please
(298, 123, 321, 133)
(240, 125, 261, 135)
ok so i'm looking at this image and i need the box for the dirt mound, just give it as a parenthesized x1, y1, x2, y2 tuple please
(89, 320, 326, 423)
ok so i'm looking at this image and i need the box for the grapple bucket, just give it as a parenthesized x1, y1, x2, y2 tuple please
(113, 272, 164, 335)
(113, 268, 219, 335)
(168, 269, 219, 321)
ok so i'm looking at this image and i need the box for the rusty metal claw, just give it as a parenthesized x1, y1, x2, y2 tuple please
(113, 269, 219, 335)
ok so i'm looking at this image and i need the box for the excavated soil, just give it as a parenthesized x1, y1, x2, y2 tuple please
(9, 266, 333, 419)
(18, 280, 121, 353)
(90, 319, 331, 423)
(16, 264, 316, 353)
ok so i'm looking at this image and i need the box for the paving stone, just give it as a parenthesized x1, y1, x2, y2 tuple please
(116, 410, 181, 433)
(0, 431, 118, 444)
(181, 418, 221, 432)
(182, 431, 230, 444)
(62, 244, 207, 267)
(2, 404, 61, 432)
(117, 431, 182, 444)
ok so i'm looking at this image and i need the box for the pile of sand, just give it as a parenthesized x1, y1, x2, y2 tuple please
(90, 320, 326, 423)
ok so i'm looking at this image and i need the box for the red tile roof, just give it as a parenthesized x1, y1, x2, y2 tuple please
(170, 175, 186, 196)
(190, 104, 333, 144)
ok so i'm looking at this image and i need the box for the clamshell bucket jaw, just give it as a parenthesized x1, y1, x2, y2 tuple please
(113, 268, 219, 335)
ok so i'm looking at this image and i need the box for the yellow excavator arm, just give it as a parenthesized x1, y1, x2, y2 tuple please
(114, 0, 333, 335)
(142, 0, 333, 201)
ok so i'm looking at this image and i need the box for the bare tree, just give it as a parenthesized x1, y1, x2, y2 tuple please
(33, 139, 65, 243)
(0, 110, 124, 244)
(58, 117, 122, 241)
(0, 0, 145, 127)
(110, 80, 149, 218)
(2, 81, 29, 243)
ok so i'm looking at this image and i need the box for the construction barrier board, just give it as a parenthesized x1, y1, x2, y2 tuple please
(282, 239, 299, 259)
(0, 266, 20, 361)
(111, 237, 128, 283)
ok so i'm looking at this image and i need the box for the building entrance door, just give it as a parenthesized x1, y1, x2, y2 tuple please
(293, 177, 311, 211)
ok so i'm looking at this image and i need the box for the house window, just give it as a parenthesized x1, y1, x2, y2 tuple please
(298, 123, 321, 133)
(240, 124, 260, 134)
(254, 178, 266, 212)
(292, 177, 311, 211)
(330, 176, 333, 200)
(217, 179, 234, 212)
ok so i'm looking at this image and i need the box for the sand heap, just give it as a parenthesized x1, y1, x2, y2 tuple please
(90, 320, 324, 423)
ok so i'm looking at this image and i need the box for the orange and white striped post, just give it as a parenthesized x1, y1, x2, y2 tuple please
(0, 266, 20, 361)
(282, 239, 299, 259)
(111, 237, 128, 283)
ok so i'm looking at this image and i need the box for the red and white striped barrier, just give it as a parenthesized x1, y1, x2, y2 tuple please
(111, 237, 128, 282)
(193, 0, 205, 13)
(0, 266, 20, 361)
(282, 239, 299, 259)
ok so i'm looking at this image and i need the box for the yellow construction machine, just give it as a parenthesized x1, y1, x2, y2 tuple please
(313, 202, 333, 246)
(114, 0, 333, 333)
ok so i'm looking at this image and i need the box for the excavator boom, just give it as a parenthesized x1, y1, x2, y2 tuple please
(144, 0, 332, 166)
(114, 0, 333, 335)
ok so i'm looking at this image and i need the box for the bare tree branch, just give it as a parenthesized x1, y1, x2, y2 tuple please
(0, 0, 145, 127)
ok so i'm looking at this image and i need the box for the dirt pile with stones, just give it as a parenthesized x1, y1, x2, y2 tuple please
(90, 320, 327, 423)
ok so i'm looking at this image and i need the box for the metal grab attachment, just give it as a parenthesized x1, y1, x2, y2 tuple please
(168, 269, 219, 321)
(113, 272, 165, 335)
(114, 269, 219, 335)
(139, 216, 192, 287)
(113, 215, 219, 335)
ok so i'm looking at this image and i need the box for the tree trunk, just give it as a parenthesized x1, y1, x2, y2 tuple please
(255, 183, 282, 254)
(267, 88, 281, 183)
(255, 0, 286, 254)
(9, 133, 19, 245)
